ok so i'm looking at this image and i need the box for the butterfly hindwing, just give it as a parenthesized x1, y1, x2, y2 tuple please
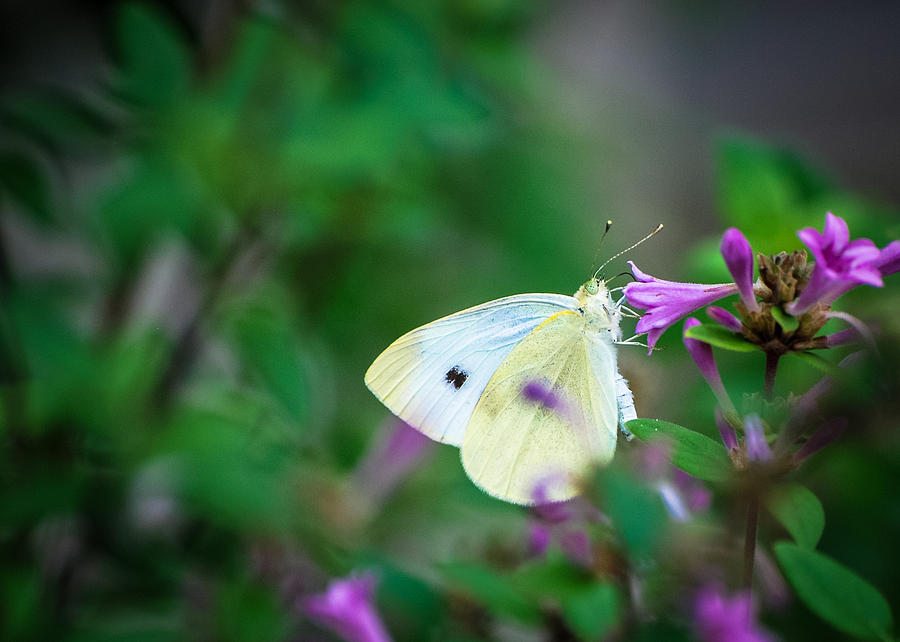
(364, 294, 580, 446)
(460, 310, 619, 504)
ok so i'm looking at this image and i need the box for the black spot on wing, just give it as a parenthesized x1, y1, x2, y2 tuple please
(444, 366, 468, 390)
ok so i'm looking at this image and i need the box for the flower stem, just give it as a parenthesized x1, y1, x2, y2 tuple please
(764, 352, 780, 400)
(743, 498, 759, 589)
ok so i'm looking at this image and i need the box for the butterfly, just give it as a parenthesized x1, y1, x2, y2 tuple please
(365, 226, 659, 505)
(365, 276, 652, 504)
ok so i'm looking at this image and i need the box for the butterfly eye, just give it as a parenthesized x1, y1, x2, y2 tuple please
(585, 280, 599, 295)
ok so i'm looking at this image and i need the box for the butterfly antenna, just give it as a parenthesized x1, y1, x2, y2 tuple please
(589, 220, 614, 277)
(593, 224, 664, 279)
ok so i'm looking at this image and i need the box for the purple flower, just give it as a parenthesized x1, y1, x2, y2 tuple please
(824, 328, 858, 347)
(637, 441, 711, 522)
(531, 476, 575, 523)
(707, 306, 743, 332)
(788, 352, 862, 428)
(743, 415, 772, 462)
(673, 469, 712, 513)
(721, 228, 760, 311)
(637, 441, 672, 479)
(303, 573, 392, 642)
(560, 529, 593, 568)
(658, 481, 690, 521)
(353, 420, 433, 509)
(793, 417, 848, 465)
(528, 523, 551, 556)
(694, 586, 775, 642)
(715, 407, 739, 452)
(683, 318, 737, 415)
(658, 472, 711, 522)
(876, 240, 900, 276)
(787, 212, 884, 315)
(625, 261, 739, 351)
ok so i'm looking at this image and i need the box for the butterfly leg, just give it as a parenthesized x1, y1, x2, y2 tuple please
(615, 369, 636, 441)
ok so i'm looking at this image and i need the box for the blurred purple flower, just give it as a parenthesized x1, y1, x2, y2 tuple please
(531, 476, 574, 523)
(303, 573, 392, 642)
(658, 473, 711, 522)
(638, 442, 711, 522)
(658, 481, 690, 522)
(755, 549, 790, 610)
(743, 415, 772, 462)
(694, 586, 774, 642)
(707, 306, 743, 332)
(824, 328, 858, 347)
(353, 419, 433, 509)
(637, 441, 672, 478)
(560, 530, 593, 568)
(789, 352, 862, 427)
(528, 523, 551, 556)
(721, 228, 760, 311)
(522, 380, 562, 409)
(787, 212, 885, 315)
(715, 407, 739, 452)
(625, 261, 739, 352)
(674, 469, 712, 513)
(683, 318, 736, 414)
(794, 417, 848, 465)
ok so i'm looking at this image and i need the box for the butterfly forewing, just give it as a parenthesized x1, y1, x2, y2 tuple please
(364, 294, 580, 446)
(460, 310, 619, 504)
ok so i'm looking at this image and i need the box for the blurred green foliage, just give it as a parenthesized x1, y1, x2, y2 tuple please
(0, 1, 898, 641)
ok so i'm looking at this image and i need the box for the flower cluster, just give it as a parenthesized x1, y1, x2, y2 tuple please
(624, 212, 899, 355)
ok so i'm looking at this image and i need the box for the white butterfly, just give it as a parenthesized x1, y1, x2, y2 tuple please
(365, 277, 643, 505)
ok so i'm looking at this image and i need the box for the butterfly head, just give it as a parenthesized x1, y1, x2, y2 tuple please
(575, 278, 620, 331)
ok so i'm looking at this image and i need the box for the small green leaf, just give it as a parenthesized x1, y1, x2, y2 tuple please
(766, 484, 824, 549)
(770, 306, 800, 332)
(790, 351, 843, 377)
(684, 324, 757, 352)
(115, 2, 190, 108)
(562, 582, 620, 641)
(627, 419, 733, 482)
(775, 542, 893, 639)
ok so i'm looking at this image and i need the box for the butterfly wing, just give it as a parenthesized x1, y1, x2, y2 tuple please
(365, 294, 580, 446)
(460, 310, 619, 504)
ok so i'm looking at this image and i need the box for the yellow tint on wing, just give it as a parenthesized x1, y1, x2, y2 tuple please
(461, 311, 618, 504)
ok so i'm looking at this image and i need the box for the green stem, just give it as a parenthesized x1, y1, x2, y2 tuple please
(743, 498, 759, 590)
(764, 352, 780, 400)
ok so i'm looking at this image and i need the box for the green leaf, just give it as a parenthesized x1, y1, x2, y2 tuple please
(627, 419, 733, 482)
(775, 542, 893, 639)
(599, 466, 669, 557)
(0, 152, 52, 223)
(561, 582, 620, 641)
(226, 302, 309, 424)
(684, 324, 757, 352)
(441, 563, 539, 625)
(770, 306, 800, 333)
(115, 2, 190, 108)
(765, 484, 824, 549)
(789, 351, 843, 378)
(512, 554, 595, 603)
(0, 90, 113, 154)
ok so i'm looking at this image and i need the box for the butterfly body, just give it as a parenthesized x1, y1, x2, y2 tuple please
(365, 278, 635, 504)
